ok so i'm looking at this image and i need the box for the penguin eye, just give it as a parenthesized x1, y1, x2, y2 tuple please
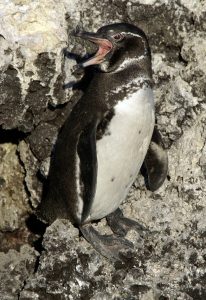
(113, 33, 124, 41)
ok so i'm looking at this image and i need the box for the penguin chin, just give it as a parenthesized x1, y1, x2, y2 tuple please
(98, 60, 110, 72)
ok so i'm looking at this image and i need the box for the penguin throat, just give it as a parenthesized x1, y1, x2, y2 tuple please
(81, 39, 113, 67)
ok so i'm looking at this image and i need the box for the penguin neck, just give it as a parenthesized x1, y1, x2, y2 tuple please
(108, 75, 151, 98)
(112, 56, 149, 73)
(102, 64, 153, 107)
(101, 55, 152, 84)
(109, 58, 152, 89)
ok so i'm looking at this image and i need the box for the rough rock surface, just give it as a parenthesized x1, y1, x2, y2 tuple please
(0, 0, 206, 299)
(0, 143, 29, 231)
(0, 245, 38, 300)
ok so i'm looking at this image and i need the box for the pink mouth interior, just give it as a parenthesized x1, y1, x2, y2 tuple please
(96, 39, 113, 54)
(81, 38, 113, 67)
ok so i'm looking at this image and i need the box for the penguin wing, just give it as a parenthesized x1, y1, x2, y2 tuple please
(77, 120, 98, 222)
(143, 126, 168, 191)
(37, 104, 98, 225)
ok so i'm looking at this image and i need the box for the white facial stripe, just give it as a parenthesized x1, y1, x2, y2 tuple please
(120, 31, 143, 39)
(125, 32, 149, 56)
(113, 55, 146, 72)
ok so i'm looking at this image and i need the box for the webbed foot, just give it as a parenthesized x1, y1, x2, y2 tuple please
(80, 209, 148, 260)
(80, 224, 134, 261)
(106, 208, 148, 237)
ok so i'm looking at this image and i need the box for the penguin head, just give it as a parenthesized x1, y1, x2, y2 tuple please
(72, 23, 151, 74)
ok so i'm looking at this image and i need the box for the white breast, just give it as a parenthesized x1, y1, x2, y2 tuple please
(87, 87, 155, 222)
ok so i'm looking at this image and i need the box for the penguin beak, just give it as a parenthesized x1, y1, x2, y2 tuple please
(72, 28, 113, 68)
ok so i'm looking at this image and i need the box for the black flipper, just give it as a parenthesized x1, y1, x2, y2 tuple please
(144, 126, 168, 191)
(77, 121, 98, 223)
(37, 115, 98, 225)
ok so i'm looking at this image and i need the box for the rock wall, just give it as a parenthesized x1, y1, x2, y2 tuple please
(0, 0, 205, 299)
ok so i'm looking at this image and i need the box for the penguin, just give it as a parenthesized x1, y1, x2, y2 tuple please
(37, 23, 168, 260)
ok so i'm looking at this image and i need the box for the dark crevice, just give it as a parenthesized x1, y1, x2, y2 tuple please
(17, 279, 27, 300)
(33, 253, 41, 273)
(178, 49, 188, 65)
(16, 148, 34, 210)
(36, 168, 47, 183)
(0, 127, 27, 144)
(26, 214, 47, 236)
(47, 100, 69, 111)
(26, 214, 48, 273)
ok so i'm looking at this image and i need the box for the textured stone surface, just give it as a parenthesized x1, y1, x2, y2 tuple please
(19, 220, 163, 300)
(18, 140, 42, 208)
(0, 0, 69, 133)
(0, 0, 206, 299)
(0, 245, 38, 300)
(0, 143, 29, 231)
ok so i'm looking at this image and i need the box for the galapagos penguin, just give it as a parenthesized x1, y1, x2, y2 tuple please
(38, 23, 168, 260)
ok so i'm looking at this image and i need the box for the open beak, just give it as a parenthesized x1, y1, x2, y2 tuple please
(72, 27, 113, 69)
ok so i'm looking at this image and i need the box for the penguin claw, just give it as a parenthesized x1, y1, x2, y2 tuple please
(80, 224, 134, 261)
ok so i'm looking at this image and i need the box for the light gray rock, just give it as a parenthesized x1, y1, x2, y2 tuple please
(0, 143, 30, 231)
(0, 245, 38, 300)
(19, 220, 161, 300)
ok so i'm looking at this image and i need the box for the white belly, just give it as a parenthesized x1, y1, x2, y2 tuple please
(88, 87, 155, 221)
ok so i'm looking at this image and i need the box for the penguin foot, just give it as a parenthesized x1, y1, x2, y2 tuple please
(106, 208, 148, 237)
(80, 224, 134, 261)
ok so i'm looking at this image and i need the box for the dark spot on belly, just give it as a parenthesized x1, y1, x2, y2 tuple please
(130, 174, 133, 178)
(139, 130, 141, 134)
(105, 131, 111, 136)
(96, 109, 115, 140)
(111, 177, 115, 182)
